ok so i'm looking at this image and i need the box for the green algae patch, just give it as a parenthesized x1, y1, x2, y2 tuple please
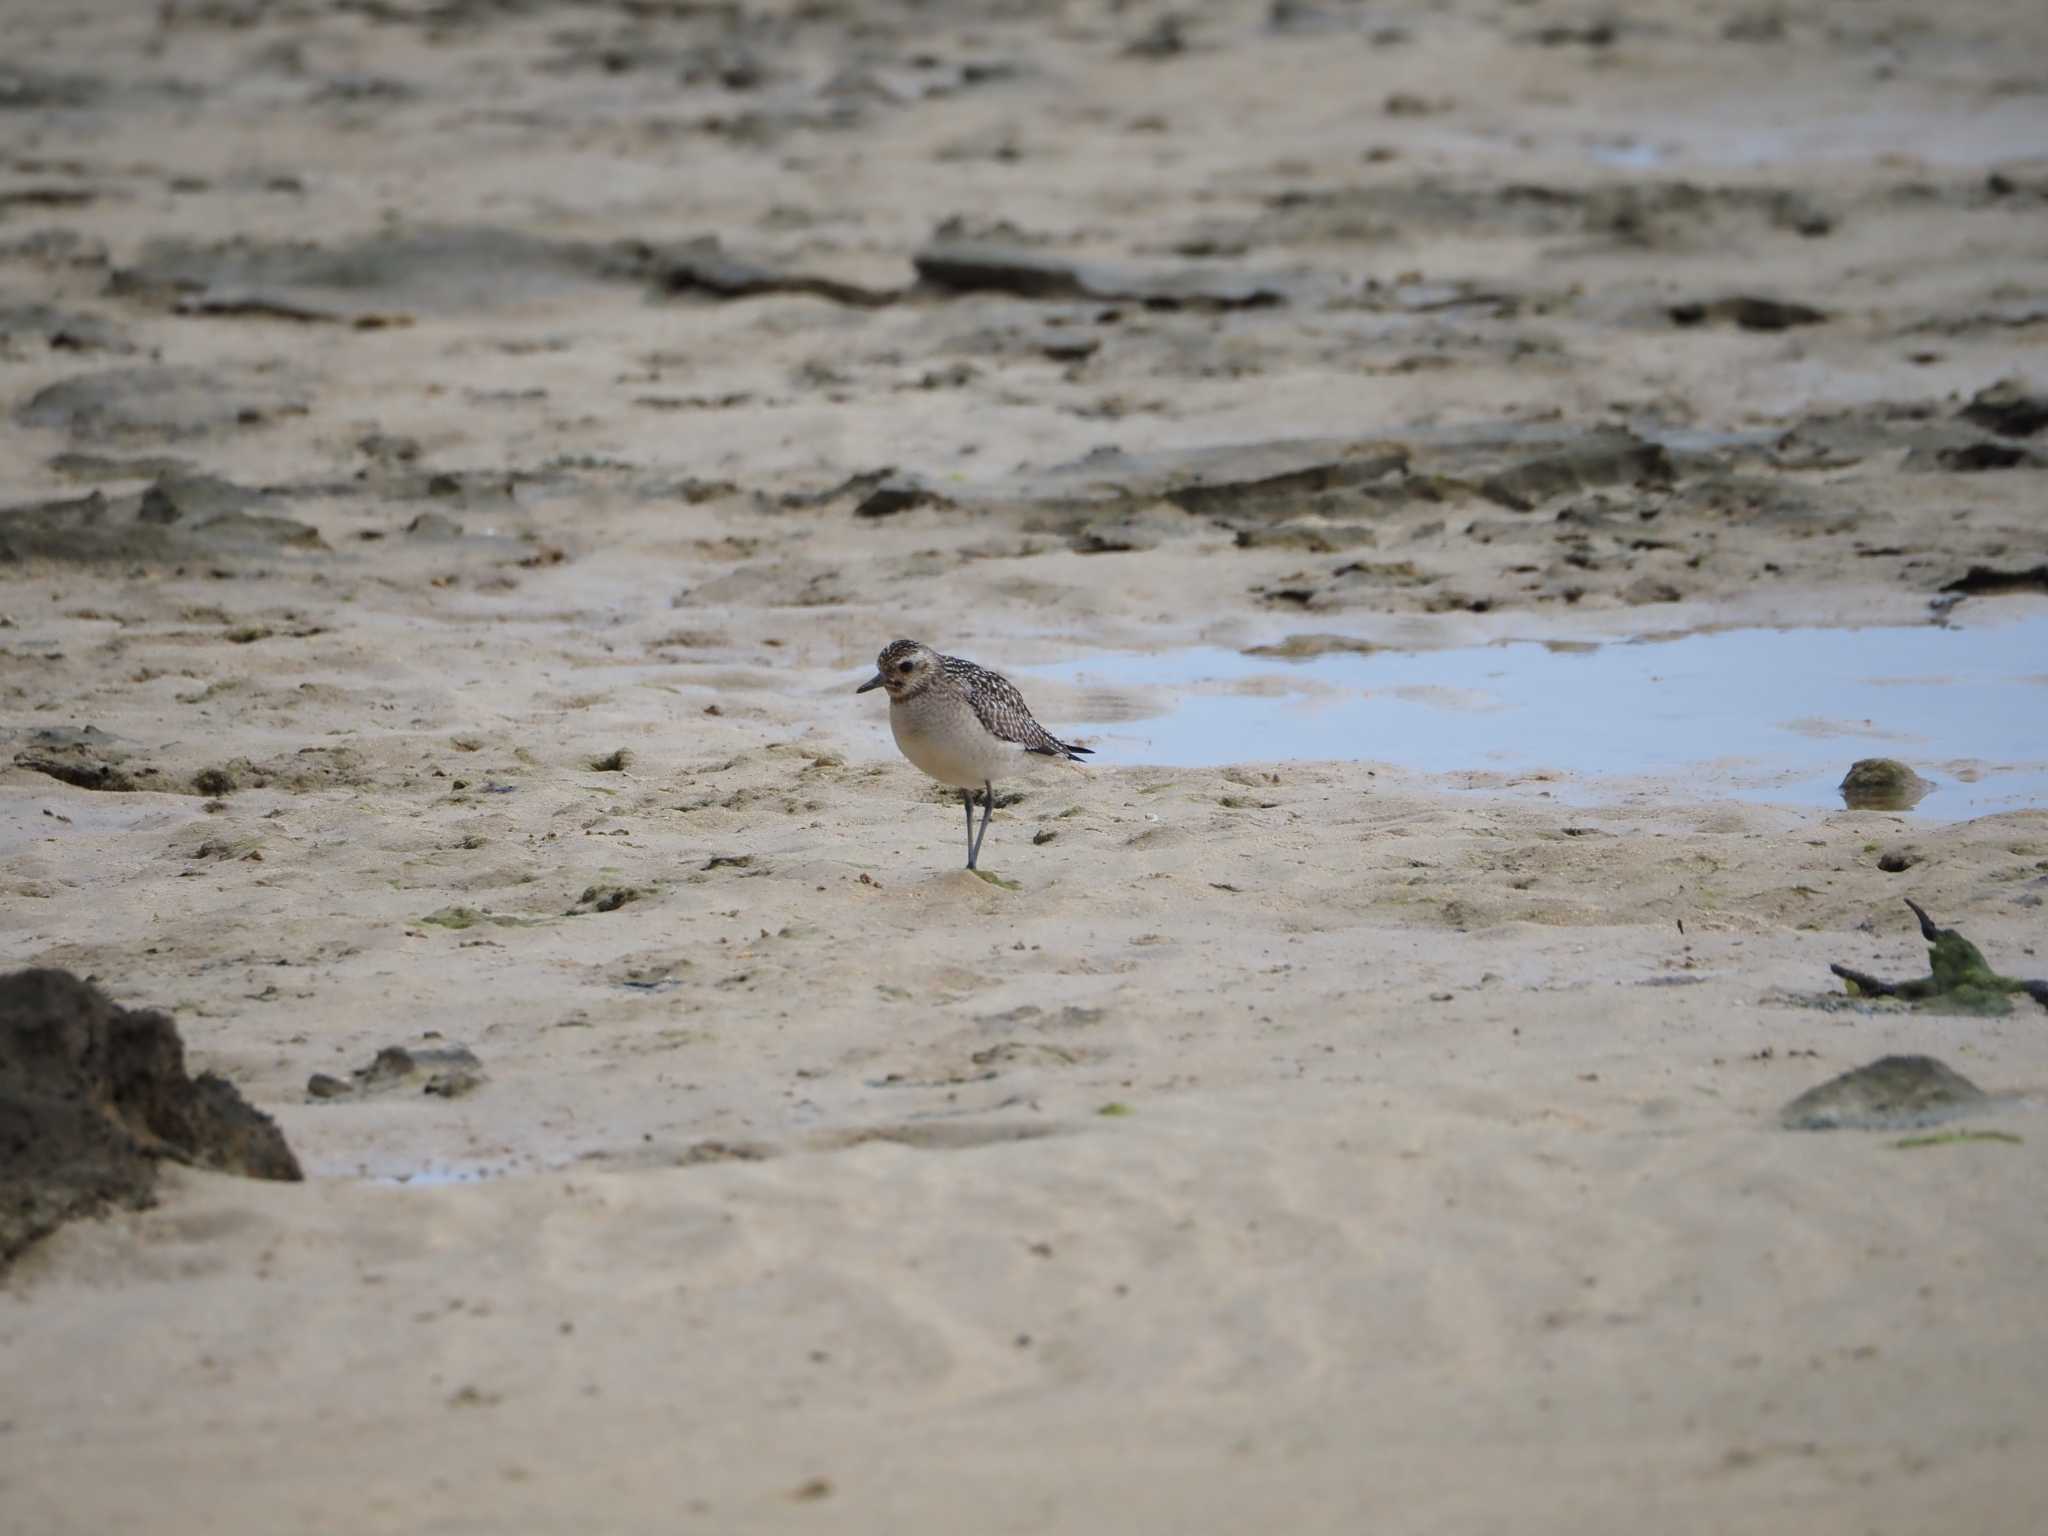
(1838, 757, 1932, 810)
(417, 906, 545, 930)
(1831, 899, 2048, 1017)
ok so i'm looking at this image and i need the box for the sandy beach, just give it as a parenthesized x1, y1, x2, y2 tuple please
(3, 0, 2047, 1530)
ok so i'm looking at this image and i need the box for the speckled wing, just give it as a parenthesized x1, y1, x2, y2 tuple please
(942, 655, 1093, 760)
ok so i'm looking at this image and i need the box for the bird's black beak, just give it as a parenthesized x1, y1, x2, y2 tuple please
(856, 673, 884, 694)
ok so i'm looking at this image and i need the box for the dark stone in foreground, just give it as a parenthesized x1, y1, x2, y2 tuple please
(0, 969, 301, 1270)
(1779, 1055, 1987, 1131)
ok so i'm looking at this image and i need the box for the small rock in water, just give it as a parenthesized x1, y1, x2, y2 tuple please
(1241, 634, 1379, 660)
(1839, 757, 1932, 810)
(1780, 1055, 1987, 1131)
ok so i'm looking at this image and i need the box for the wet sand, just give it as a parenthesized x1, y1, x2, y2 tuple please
(4, 1, 2048, 1531)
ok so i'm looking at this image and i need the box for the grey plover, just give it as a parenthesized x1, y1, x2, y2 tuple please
(857, 639, 1093, 869)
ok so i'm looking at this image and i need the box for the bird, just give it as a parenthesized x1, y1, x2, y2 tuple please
(857, 639, 1093, 870)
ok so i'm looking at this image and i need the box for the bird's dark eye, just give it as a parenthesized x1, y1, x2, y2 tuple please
(897, 659, 915, 673)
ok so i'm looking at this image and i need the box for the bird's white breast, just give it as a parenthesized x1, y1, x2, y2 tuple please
(891, 695, 1024, 788)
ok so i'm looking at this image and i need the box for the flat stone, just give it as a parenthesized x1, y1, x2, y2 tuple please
(1780, 1055, 1988, 1131)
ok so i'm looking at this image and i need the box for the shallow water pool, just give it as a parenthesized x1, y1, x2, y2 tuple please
(1026, 614, 2048, 817)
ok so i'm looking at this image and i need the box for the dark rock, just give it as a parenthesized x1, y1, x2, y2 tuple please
(1941, 564, 2048, 597)
(306, 1043, 485, 1103)
(914, 245, 1096, 300)
(1958, 379, 2048, 438)
(913, 243, 1297, 309)
(1780, 1055, 1987, 1131)
(570, 884, 644, 913)
(14, 734, 144, 792)
(1, 968, 300, 1269)
(1839, 757, 1932, 810)
(1668, 296, 1827, 331)
(852, 477, 949, 519)
(1935, 441, 2038, 472)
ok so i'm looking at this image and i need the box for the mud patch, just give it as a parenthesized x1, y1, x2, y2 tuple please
(16, 366, 308, 443)
(0, 299, 134, 354)
(822, 1119, 1060, 1152)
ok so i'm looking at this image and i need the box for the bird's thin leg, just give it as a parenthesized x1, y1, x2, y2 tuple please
(963, 787, 978, 869)
(970, 779, 995, 866)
